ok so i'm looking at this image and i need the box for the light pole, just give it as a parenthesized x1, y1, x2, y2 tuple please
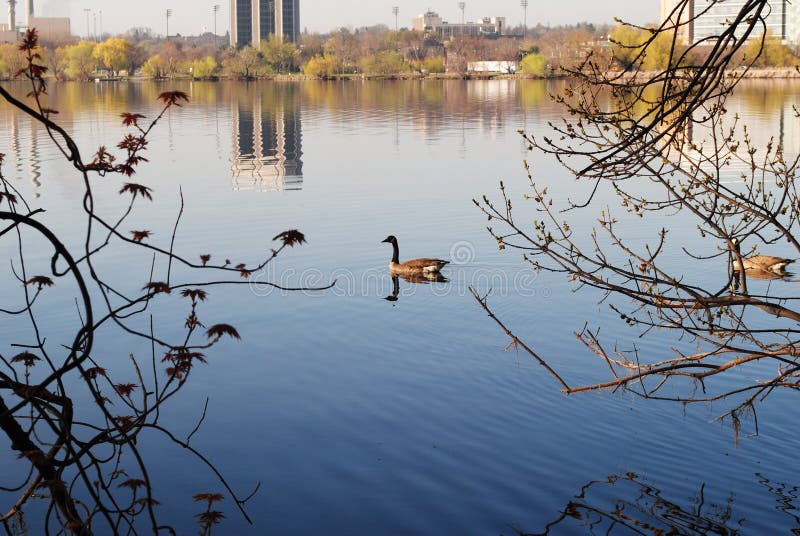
(521, 0, 528, 37)
(213, 4, 220, 44)
(93, 11, 97, 42)
(166, 8, 172, 40)
(99, 9, 103, 40)
(84, 8, 90, 40)
(458, 2, 465, 24)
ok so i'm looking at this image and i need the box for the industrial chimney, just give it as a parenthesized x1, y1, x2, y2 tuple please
(7, 0, 15, 31)
(24, 0, 30, 27)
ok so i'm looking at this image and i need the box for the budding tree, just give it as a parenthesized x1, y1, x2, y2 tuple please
(475, 0, 800, 432)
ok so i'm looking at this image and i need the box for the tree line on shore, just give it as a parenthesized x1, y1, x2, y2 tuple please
(0, 21, 797, 81)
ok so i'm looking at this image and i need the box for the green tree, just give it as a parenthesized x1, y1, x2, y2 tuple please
(302, 54, 342, 78)
(325, 28, 360, 73)
(46, 45, 68, 79)
(260, 34, 299, 73)
(299, 32, 325, 63)
(126, 41, 149, 76)
(0, 43, 27, 79)
(221, 46, 263, 78)
(190, 55, 218, 79)
(359, 51, 408, 76)
(141, 53, 166, 78)
(519, 52, 547, 76)
(153, 40, 184, 79)
(422, 56, 445, 74)
(608, 23, 651, 70)
(92, 37, 131, 77)
(62, 41, 97, 80)
(739, 30, 799, 67)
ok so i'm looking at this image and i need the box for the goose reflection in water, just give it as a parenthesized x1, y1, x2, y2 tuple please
(384, 273, 448, 302)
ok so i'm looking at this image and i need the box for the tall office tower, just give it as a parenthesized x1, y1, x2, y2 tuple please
(230, 0, 300, 48)
(669, 0, 798, 45)
(693, 0, 787, 42)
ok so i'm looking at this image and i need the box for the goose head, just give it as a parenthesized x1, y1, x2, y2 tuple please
(381, 235, 397, 244)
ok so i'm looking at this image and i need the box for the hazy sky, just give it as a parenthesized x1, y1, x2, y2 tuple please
(51, 1, 658, 38)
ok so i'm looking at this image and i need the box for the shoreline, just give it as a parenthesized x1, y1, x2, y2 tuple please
(4, 67, 798, 83)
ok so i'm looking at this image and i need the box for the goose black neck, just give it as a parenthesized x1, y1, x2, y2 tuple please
(390, 240, 399, 264)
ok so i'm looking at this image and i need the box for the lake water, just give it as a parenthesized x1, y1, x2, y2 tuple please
(1, 79, 800, 534)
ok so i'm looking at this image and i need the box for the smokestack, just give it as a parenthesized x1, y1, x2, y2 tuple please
(24, 0, 30, 27)
(7, 0, 14, 31)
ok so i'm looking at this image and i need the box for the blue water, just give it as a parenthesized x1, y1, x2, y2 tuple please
(0, 79, 799, 534)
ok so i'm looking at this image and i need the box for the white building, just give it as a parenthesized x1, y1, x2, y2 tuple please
(468, 61, 518, 74)
(412, 11, 507, 38)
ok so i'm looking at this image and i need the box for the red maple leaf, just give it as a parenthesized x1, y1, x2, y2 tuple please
(11, 351, 41, 367)
(143, 282, 171, 295)
(130, 230, 152, 243)
(121, 112, 146, 127)
(272, 229, 306, 247)
(157, 90, 190, 107)
(180, 289, 208, 302)
(114, 383, 138, 397)
(206, 324, 241, 340)
(119, 183, 153, 201)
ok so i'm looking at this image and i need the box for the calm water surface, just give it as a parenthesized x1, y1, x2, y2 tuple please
(1, 79, 800, 534)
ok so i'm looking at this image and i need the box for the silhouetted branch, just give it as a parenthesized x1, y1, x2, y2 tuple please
(0, 29, 330, 534)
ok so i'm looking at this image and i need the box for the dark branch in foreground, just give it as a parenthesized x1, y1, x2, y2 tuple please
(0, 29, 332, 534)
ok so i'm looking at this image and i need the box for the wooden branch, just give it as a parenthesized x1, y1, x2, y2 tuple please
(469, 287, 570, 390)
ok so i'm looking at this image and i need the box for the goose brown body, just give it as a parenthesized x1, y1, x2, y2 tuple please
(382, 235, 449, 274)
(733, 254, 794, 274)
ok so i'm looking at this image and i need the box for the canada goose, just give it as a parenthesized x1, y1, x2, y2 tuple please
(381, 235, 449, 274)
(730, 238, 794, 276)
(733, 255, 795, 274)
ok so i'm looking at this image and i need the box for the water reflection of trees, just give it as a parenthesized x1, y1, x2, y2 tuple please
(0, 79, 797, 195)
(514, 472, 800, 535)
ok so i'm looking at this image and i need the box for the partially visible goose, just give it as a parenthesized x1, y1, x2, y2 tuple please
(382, 235, 449, 274)
(733, 254, 795, 275)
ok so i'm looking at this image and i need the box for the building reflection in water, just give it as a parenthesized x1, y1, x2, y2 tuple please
(663, 82, 800, 175)
(231, 87, 303, 192)
(7, 113, 42, 197)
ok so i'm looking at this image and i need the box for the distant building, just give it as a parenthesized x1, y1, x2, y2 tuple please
(413, 11, 507, 39)
(230, 0, 300, 48)
(0, 27, 16, 43)
(468, 61, 518, 74)
(660, 0, 800, 45)
(659, 0, 692, 43)
(0, 0, 71, 43)
(28, 16, 70, 41)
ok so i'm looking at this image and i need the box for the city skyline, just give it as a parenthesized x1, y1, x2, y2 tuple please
(58, 0, 657, 39)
